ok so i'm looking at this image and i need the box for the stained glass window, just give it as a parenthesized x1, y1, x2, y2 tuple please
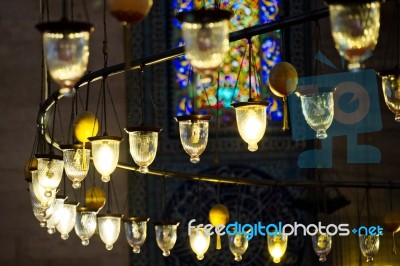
(173, 0, 282, 128)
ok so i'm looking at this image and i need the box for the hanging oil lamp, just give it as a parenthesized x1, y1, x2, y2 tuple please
(36, 0, 93, 95)
(176, 4, 233, 77)
(232, 38, 268, 152)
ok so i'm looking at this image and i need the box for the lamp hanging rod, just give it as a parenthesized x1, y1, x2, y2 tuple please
(38, 7, 329, 126)
(117, 162, 400, 190)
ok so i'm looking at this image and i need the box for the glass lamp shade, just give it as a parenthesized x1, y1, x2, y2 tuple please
(189, 226, 210, 260)
(28, 181, 53, 227)
(379, 70, 400, 122)
(36, 20, 93, 95)
(75, 207, 97, 246)
(231, 102, 268, 152)
(108, 0, 153, 24)
(56, 202, 78, 240)
(61, 144, 90, 189)
(125, 127, 162, 174)
(124, 217, 149, 253)
(328, 0, 381, 71)
(300, 92, 334, 139)
(46, 196, 67, 235)
(155, 222, 179, 257)
(97, 214, 122, 250)
(31, 169, 57, 210)
(267, 234, 288, 264)
(228, 232, 249, 261)
(35, 154, 64, 198)
(359, 234, 380, 262)
(175, 115, 211, 163)
(312, 233, 332, 262)
(176, 9, 233, 75)
(88, 136, 122, 182)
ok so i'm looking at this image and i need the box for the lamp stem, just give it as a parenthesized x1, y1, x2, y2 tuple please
(102, 79, 108, 135)
(139, 67, 145, 126)
(248, 38, 253, 101)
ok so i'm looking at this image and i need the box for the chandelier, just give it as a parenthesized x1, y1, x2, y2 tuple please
(24, 0, 399, 263)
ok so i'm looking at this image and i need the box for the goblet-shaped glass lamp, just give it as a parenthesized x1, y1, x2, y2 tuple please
(268, 233, 288, 264)
(35, 154, 64, 198)
(379, 70, 400, 122)
(228, 231, 249, 261)
(97, 214, 122, 250)
(31, 170, 57, 212)
(359, 234, 380, 263)
(61, 144, 90, 189)
(36, 20, 93, 95)
(75, 207, 97, 246)
(46, 196, 67, 235)
(88, 136, 122, 182)
(176, 9, 233, 76)
(312, 233, 332, 262)
(155, 222, 179, 257)
(124, 217, 149, 253)
(231, 102, 268, 152)
(108, 0, 153, 24)
(327, 0, 381, 71)
(189, 226, 210, 260)
(175, 115, 211, 163)
(56, 202, 78, 240)
(28, 180, 53, 227)
(125, 127, 161, 174)
(300, 92, 334, 139)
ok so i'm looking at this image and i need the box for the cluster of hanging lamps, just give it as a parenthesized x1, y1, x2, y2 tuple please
(176, 2, 233, 77)
(232, 38, 268, 152)
(36, 0, 93, 96)
(326, 0, 381, 71)
(124, 217, 149, 253)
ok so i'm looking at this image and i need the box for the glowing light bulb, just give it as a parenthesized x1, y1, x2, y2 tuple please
(88, 136, 122, 182)
(98, 214, 122, 250)
(232, 102, 268, 152)
(36, 155, 64, 198)
(268, 234, 288, 264)
(189, 227, 210, 260)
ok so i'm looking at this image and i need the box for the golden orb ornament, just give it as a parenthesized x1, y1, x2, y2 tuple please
(85, 187, 106, 211)
(268, 62, 298, 131)
(384, 211, 400, 234)
(209, 204, 229, 250)
(74, 111, 99, 143)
